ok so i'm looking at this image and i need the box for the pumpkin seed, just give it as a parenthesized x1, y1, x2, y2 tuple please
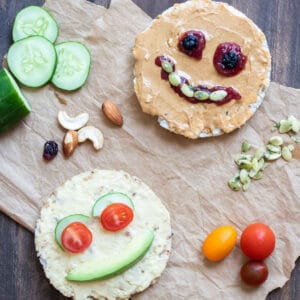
(287, 144, 295, 151)
(254, 147, 265, 160)
(279, 119, 293, 133)
(288, 115, 300, 133)
(266, 144, 281, 153)
(161, 61, 173, 73)
(258, 158, 265, 170)
(264, 151, 281, 161)
(240, 169, 250, 184)
(168, 72, 181, 87)
(282, 146, 292, 161)
(236, 159, 252, 170)
(251, 157, 259, 172)
(252, 170, 263, 180)
(180, 84, 194, 98)
(194, 90, 209, 101)
(269, 136, 283, 146)
(209, 90, 228, 102)
(241, 141, 251, 153)
(228, 174, 241, 191)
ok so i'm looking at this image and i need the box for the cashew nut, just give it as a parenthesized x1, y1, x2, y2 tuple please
(58, 111, 89, 130)
(78, 126, 104, 150)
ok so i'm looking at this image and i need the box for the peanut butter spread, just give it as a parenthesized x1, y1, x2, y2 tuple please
(133, 0, 271, 139)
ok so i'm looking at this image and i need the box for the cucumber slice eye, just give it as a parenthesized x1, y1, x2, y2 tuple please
(92, 192, 135, 217)
(7, 36, 57, 88)
(54, 214, 90, 250)
(51, 42, 91, 91)
(13, 6, 58, 43)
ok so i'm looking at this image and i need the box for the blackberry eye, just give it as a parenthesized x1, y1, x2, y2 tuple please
(213, 42, 247, 76)
(178, 30, 206, 60)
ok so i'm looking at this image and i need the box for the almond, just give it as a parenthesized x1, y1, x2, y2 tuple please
(63, 130, 78, 157)
(102, 100, 123, 126)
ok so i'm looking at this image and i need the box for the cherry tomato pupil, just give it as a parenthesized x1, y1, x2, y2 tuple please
(100, 203, 134, 232)
(61, 222, 92, 253)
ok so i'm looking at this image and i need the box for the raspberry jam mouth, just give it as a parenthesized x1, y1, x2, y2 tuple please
(155, 55, 241, 106)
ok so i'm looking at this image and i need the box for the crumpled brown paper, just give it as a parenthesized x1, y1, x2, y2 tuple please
(0, 0, 299, 299)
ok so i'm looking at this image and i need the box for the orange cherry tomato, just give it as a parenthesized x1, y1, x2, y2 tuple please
(240, 223, 275, 260)
(101, 203, 134, 232)
(61, 222, 92, 253)
(202, 225, 237, 262)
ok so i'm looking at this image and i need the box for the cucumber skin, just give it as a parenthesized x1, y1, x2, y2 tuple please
(92, 192, 135, 217)
(51, 41, 91, 91)
(7, 36, 57, 88)
(0, 68, 31, 133)
(12, 5, 59, 43)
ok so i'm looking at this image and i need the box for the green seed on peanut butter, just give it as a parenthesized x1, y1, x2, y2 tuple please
(161, 61, 173, 73)
(194, 90, 209, 101)
(180, 84, 194, 98)
(168, 72, 181, 87)
(209, 90, 228, 102)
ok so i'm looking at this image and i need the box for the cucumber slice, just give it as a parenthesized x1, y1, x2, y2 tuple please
(12, 6, 58, 43)
(55, 214, 90, 250)
(92, 192, 134, 217)
(51, 42, 91, 91)
(0, 68, 31, 132)
(7, 36, 57, 88)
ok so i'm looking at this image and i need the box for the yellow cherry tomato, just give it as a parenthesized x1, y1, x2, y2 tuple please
(202, 225, 237, 262)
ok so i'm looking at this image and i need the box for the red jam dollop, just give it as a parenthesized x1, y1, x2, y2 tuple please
(213, 42, 247, 76)
(178, 30, 206, 59)
(155, 56, 241, 106)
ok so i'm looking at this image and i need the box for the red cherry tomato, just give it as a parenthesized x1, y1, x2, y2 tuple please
(101, 203, 134, 232)
(61, 222, 92, 253)
(240, 223, 275, 260)
(240, 261, 268, 286)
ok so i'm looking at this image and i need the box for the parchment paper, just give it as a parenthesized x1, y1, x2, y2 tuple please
(0, 0, 299, 299)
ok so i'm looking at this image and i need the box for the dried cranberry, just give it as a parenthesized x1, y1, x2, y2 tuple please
(43, 141, 58, 161)
(213, 42, 247, 76)
(178, 30, 206, 59)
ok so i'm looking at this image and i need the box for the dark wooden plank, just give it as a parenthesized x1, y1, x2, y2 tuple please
(0, 0, 299, 299)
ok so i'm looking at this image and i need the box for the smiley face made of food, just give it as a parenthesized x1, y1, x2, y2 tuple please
(134, 0, 271, 139)
(35, 170, 172, 300)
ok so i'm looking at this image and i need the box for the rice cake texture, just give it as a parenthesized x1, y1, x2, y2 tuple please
(35, 170, 172, 300)
(134, 0, 271, 138)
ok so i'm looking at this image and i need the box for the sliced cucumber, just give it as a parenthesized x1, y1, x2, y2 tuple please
(0, 68, 31, 132)
(55, 214, 90, 250)
(7, 36, 57, 88)
(51, 42, 91, 91)
(92, 192, 134, 217)
(12, 6, 58, 43)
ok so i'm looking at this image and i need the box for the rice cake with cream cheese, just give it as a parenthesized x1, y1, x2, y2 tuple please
(133, 0, 271, 139)
(35, 169, 172, 300)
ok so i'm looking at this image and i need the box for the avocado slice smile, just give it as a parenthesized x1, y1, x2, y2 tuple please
(66, 230, 154, 282)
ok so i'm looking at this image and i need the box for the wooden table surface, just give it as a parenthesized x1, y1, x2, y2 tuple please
(0, 0, 299, 299)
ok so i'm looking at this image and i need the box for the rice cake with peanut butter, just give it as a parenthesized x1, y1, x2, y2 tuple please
(35, 170, 172, 300)
(133, 0, 271, 139)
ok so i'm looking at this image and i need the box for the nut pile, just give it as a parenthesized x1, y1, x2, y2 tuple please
(58, 110, 104, 157)
(228, 115, 300, 191)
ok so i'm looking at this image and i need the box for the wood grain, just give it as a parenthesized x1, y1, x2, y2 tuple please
(0, 0, 299, 299)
